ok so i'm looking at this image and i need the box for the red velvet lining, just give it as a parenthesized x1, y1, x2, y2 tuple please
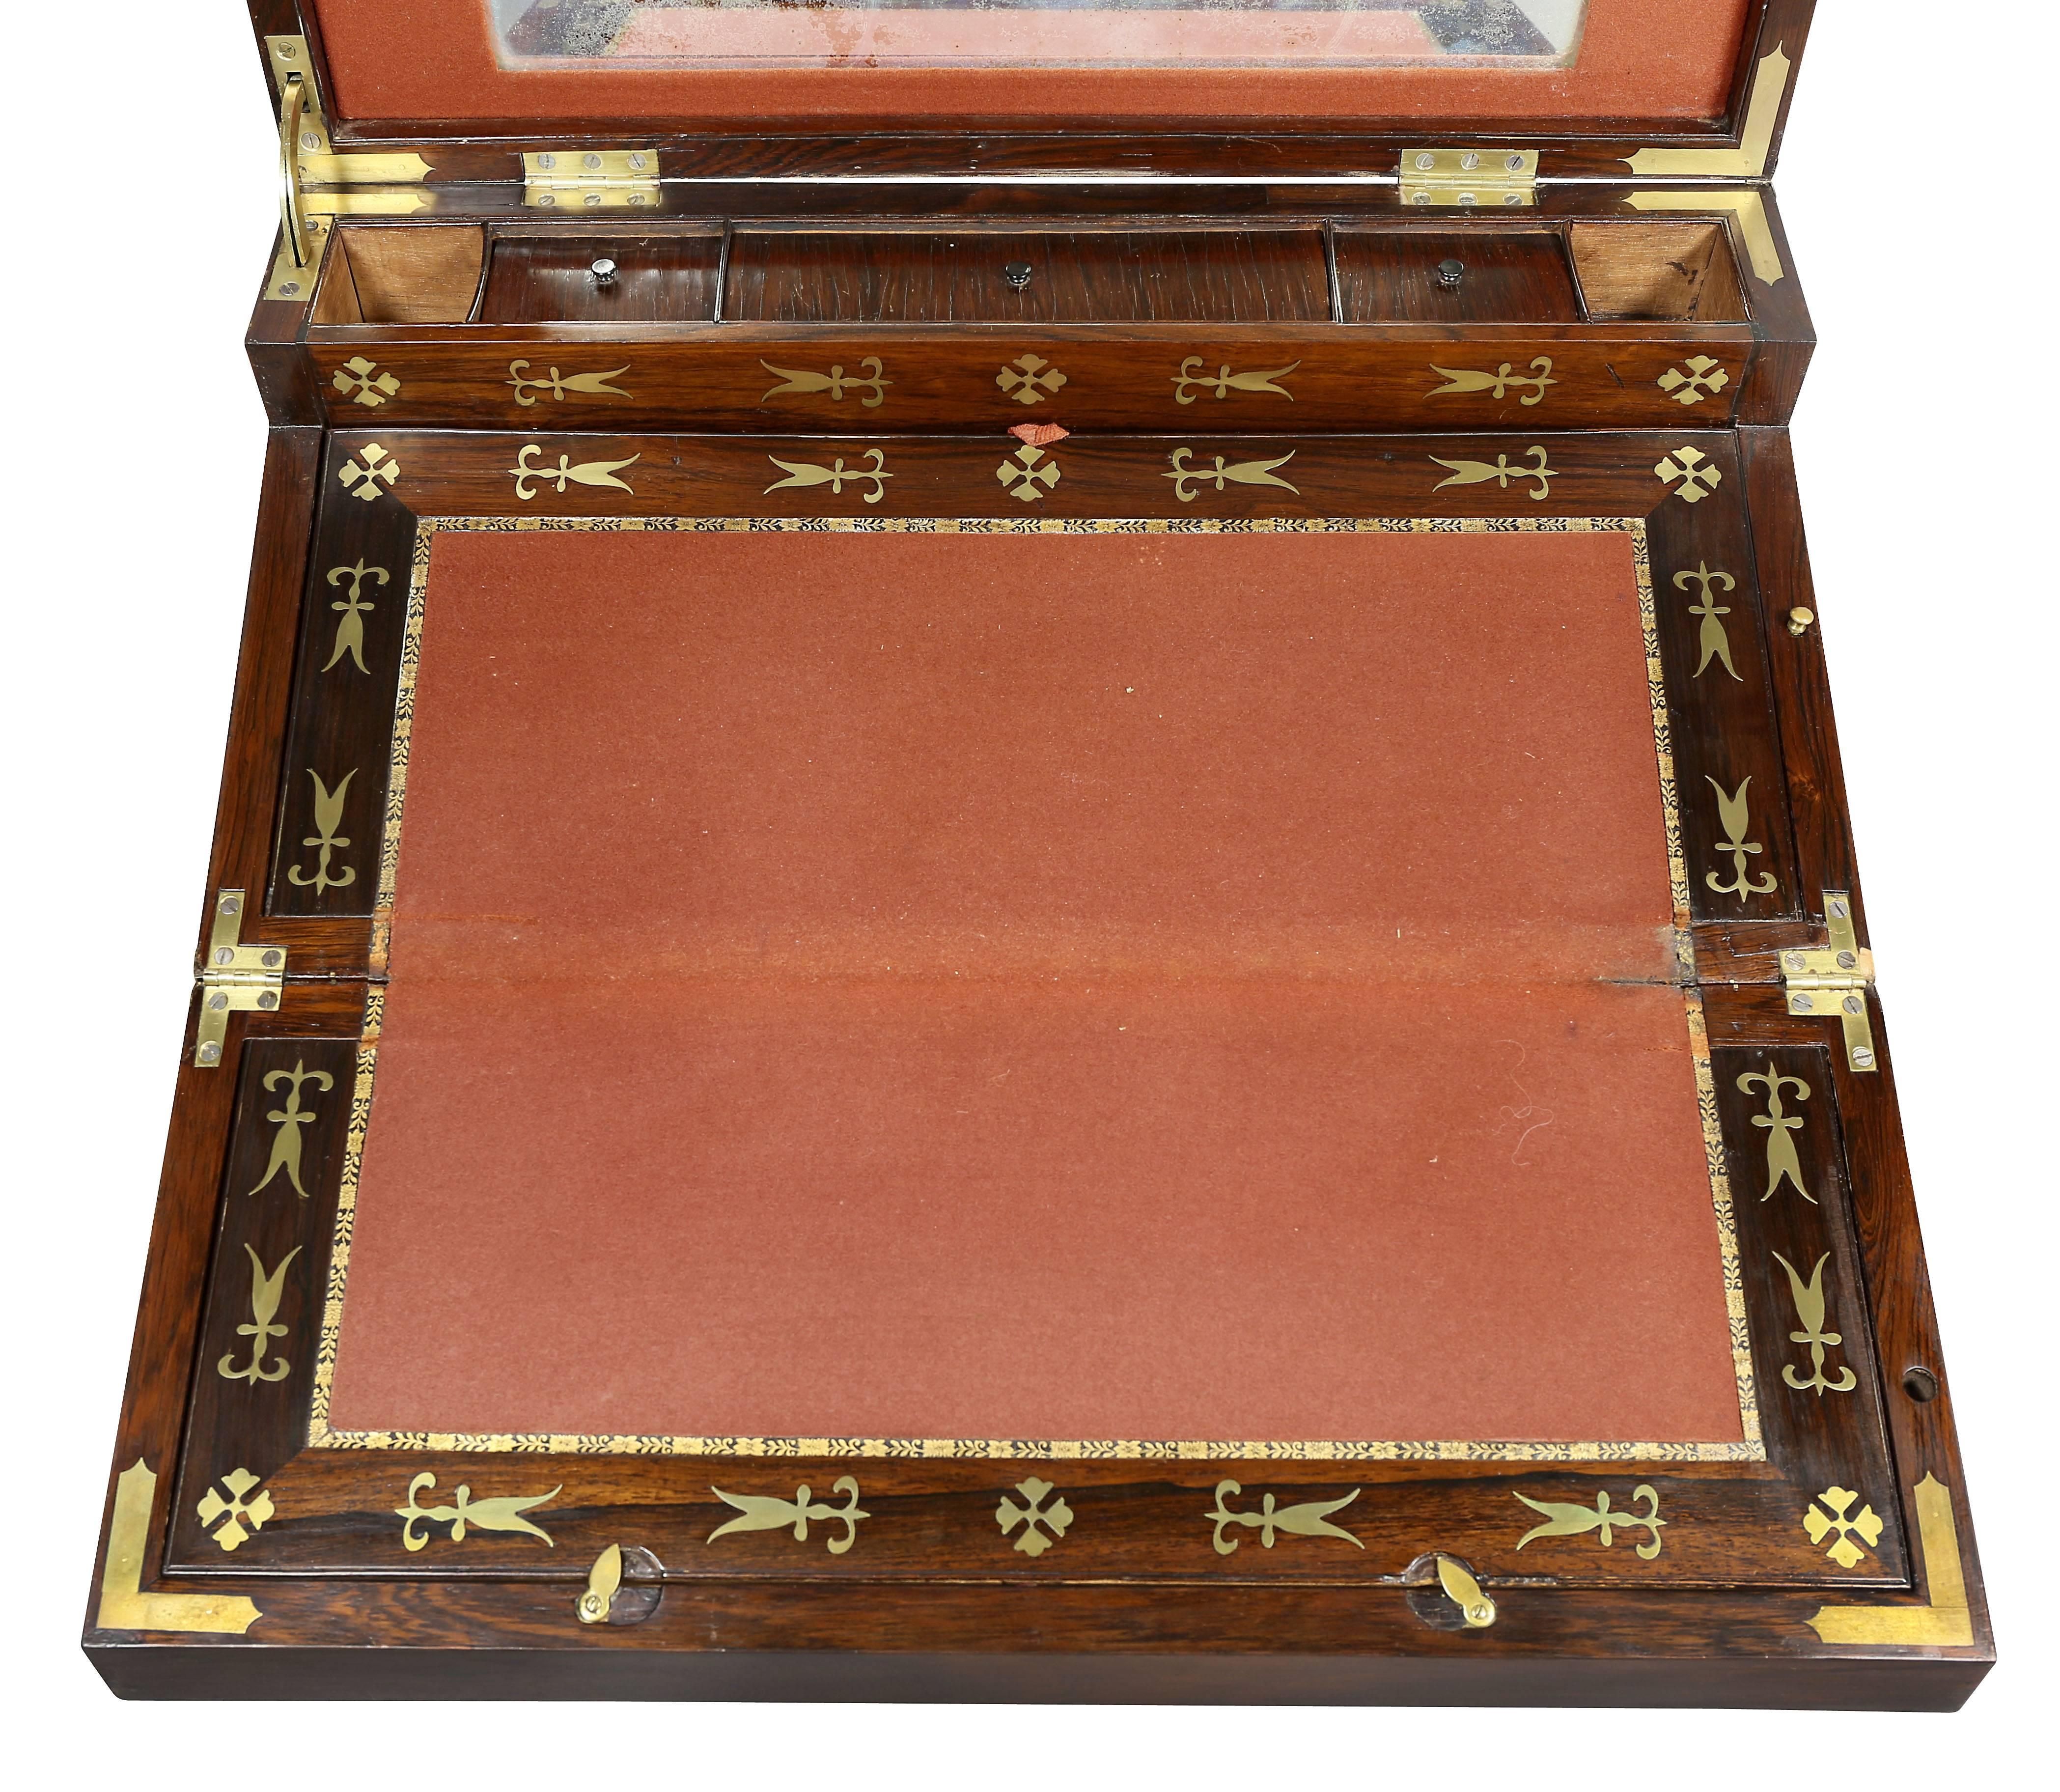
(309, 0, 1751, 126)
(323, 526, 1745, 1448)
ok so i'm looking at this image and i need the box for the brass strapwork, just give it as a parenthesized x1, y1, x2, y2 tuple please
(1781, 891, 1879, 1073)
(193, 891, 285, 1070)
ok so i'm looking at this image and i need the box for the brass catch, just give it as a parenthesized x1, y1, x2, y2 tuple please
(1781, 890, 1878, 1074)
(194, 891, 285, 1069)
(1434, 1554, 1498, 1628)
(1399, 148, 1538, 208)
(577, 1544, 623, 1624)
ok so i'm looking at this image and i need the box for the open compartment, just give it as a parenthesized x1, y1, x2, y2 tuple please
(1568, 221, 1750, 321)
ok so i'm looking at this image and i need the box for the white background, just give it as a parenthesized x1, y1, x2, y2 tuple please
(1, 1, 2048, 1778)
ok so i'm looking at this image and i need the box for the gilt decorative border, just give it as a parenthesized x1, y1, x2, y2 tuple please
(307, 512, 1760, 1463)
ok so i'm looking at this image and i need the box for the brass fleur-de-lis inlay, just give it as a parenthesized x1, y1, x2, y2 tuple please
(1427, 357, 1556, 405)
(707, 1478, 869, 1554)
(1430, 445, 1557, 500)
(396, 1472, 559, 1551)
(286, 769, 356, 895)
(1675, 562, 1741, 680)
(1658, 355, 1731, 406)
(1804, 1485, 1884, 1568)
(507, 443, 640, 501)
(331, 355, 400, 409)
(337, 443, 399, 502)
(1172, 357, 1299, 403)
(1656, 445, 1724, 504)
(1206, 1482, 1362, 1554)
(196, 1468, 274, 1551)
(216, 1245, 301, 1385)
(759, 357, 890, 408)
(1704, 775, 1776, 903)
(996, 442, 1062, 503)
(1513, 1484, 1667, 1559)
(1163, 447, 1299, 503)
(1774, 1251, 1858, 1394)
(764, 449, 891, 504)
(996, 1477, 1072, 1556)
(995, 352, 1067, 405)
(504, 360, 631, 406)
(322, 560, 388, 674)
(250, 1060, 334, 1197)
(1738, 1059, 1812, 1202)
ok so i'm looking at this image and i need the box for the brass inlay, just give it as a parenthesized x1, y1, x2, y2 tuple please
(1427, 359, 1556, 406)
(577, 1545, 622, 1624)
(1513, 1484, 1667, 1559)
(1774, 1252, 1857, 1396)
(1675, 562, 1740, 680)
(1738, 1060, 1811, 1202)
(1430, 447, 1557, 500)
(1624, 45, 1791, 178)
(96, 1463, 259, 1633)
(193, 890, 285, 1069)
(1172, 357, 1298, 403)
(708, 1478, 869, 1554)
(217, 1245, 302, 1386)
(251, 1061, 332, 1197)
(505, 361, 632, 407)
(1656, 446, 1724, 504)
(1807, 1475, 1975, 1647)
(1434, 1555, 1497, 1626)
(322, 560, 387, 675)
(1782, 892, 1879, 1073)
(997, 1477, 1073, 1556)
(995, 353, 1067, 405)
(508, 444, 639, 501)
(760, 358, 890, 408)
(1804, 1485, 1885, 1569)
(396, 1471, 558, 1550)
(306, 514, 1761, 1466)
(1658, 356, 1731, 407)
(1704, 775, 1776, 902)
(995, 444, 1062, 503)
(1164, 447, 1299, 502)
(338, 443, 399, 502)
(332, 355, 400, 410)
(1206, 1481, 1362, 1554)
(286, 769, 356, 896)
(765, 450, 892, 505)
(195, 1468, 274, 1552)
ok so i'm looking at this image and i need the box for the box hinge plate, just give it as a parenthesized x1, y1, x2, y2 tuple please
(1781, 890, 1879, 1074)
(1399, 148, 1539, 209)
(194, 890, 285, 1069)
(523, 150, 663, 211)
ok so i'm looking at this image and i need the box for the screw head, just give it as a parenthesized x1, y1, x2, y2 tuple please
(536, 152, 557, 171)
(207, 993, 229, 1012)
(1836, 950, 1857, 969)
(262, 950, 283, 968)
(628, 152, 647, 170)
(197, 1041, 222, 1065)
(1784, 952, 1806, 969)
(221, 895, 242, 915)
(1853, 1046, 1875, 1067)
(277, 43, 298, 59)
(279, 281, 300, 296)
(1415, 152, 1436, 169)
(1460, 151, 1480, 169)
(258, 991, 279, 1009)
(302, 130, 322, 150)
(1828, 898, 1848, 918)
(1502, 193, 1523, 206)
(215, 947, 235, 966)
(1843, 995, 1864, 1014)
(584, 192, 602, 207)
(1506, 152, 1525, 171)
(536, 193, 556, 207)
(1792, 994, 1814, 1012)
(583, 151, 603, 170)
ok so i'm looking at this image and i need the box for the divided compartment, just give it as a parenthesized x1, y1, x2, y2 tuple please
(723, 228, 1334, 324)
(304, 216, 1749, 331)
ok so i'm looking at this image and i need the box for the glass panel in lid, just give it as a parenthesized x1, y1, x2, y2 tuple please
(487, 0, 1592, 71)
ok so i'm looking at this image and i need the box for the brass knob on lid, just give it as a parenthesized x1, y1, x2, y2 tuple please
(590, 257, 617, 285)
(1787, 606, 1815, 636)
(1002, 261, 1034, 291)
(1434, 258, 1465, 289)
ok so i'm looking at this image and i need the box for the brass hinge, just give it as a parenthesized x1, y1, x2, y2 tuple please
(194, 890, 285, 1069)
(264, 34, 432, 299)
(1781, 890, 1878, 1074)
(522, 150, 662, 212)
(1399, 148, 1539, 209)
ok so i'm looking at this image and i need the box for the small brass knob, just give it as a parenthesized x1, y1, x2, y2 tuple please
(1787, 606, 1815, 636)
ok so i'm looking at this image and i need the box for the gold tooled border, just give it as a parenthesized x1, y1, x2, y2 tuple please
(307, 513, 1761, 1463)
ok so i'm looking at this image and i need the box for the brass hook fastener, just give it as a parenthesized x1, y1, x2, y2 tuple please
(1434, 1554, 1498, 1628)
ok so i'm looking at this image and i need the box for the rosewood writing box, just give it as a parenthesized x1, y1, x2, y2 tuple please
(84, 0, 1994, 1708)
